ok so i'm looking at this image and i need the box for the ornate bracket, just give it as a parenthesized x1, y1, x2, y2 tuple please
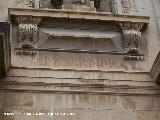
(15, 16, 41, 56)
(119, 22, 144, 61)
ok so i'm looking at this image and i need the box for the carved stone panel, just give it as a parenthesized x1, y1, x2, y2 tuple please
(15, 16, 41, 56)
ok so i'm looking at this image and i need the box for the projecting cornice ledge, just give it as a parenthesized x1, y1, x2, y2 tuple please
(151, 52, 160, 85)
(9, 8, 150, 23)
(9, 8, 150, 61)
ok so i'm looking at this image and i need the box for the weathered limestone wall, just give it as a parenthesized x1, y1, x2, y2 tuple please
(0, 92, 160, 120)
(0, 67, 160, 120)
(0, 68, 160, 120)
(0, 0, 158, 72)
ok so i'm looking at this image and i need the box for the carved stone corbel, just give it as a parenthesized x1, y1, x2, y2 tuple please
(119, 22, 144, 61)
(15, 16, 41, 57)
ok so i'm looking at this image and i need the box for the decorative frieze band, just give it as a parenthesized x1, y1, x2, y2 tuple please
(16, 16, 41, 56)
(119, 22, 144, 60)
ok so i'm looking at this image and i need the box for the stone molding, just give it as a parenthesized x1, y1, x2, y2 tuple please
(9, 8, 150, 23)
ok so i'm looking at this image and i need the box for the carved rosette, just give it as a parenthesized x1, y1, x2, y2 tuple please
(119, 22, 144, 61)
(16, 16, 41, 57)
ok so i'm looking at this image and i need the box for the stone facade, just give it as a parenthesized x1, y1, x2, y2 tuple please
(0, 0, 160, 120)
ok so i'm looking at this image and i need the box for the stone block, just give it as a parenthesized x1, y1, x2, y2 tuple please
(109, 110, 135, 120)
(78, 95, 118, 109)
(33, 94, 77, 109)
(135, 111, 160, 120)
(118, 96, 155, 110)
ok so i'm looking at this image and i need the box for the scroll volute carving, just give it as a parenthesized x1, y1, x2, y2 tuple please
(15, 16, 41, 56)
(119, 22, 144, 60)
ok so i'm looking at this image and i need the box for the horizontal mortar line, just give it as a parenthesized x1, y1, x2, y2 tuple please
(1, 107, 160, 112)
(134, 109, 160, 112)
(0, 85, 158, 90)
(76, 108, 160, 111)
(0, 88, 160, 96)
(15, 47, 134, 56)
(10, 67, 150, 74)
(4, 76, 154, 83)
(0, 86, 159, 91)
(0, 82, 158, 89)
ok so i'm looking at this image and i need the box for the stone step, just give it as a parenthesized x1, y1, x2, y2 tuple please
(1, 76, 156, 87)
(8, 68, 153, 82)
